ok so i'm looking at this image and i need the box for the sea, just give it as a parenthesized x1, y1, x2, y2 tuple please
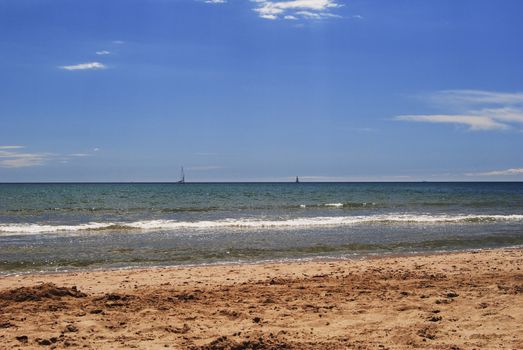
(1, 182, 522, 275)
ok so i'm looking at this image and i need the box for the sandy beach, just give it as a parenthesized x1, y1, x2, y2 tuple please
(1, 248, 522, 349)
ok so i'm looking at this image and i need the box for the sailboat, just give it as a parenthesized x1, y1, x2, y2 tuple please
(295, 176, 299, 183)
(177, 166, 185, 184)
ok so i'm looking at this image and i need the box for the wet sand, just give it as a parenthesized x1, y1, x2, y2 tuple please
(1, 248, 522, 349)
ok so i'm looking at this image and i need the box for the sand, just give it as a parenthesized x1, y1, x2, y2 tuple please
(0, 248, 522, 349)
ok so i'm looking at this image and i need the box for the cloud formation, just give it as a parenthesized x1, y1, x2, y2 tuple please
(0, 145, 24, 149)
(201, 0, 344, 21)
(0, 146, 100, 168)
(252, 0, 342, 20)
(395, 90, 523, 131)
(431, 90, 523, 106)
(60, 62, 106, 71)
(96, 50, 111, 55)
(396, 114, 508, 131)
(0, 147, 50, 168)
(466, 168, 523, 176)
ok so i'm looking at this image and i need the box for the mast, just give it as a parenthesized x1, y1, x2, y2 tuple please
(178, 166, 185, 184)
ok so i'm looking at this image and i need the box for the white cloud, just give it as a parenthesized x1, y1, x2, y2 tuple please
(0, 146, 100, 168)
(395, 114, 508, 131)
(96, 50, 111, 55)
(295, 10, 340, 19)
(0, 145, 25, 149)
(466, 168, 523, 176)
(60, 62, 106, 71)
(431, 90, 523, 107)
(113, 40, 125, 44)
(261, 14, 278, 20)
(0, 149, 50, 168)
(253, 0, 342, 20)
(200, 0, 343, 21)
(396, 90, 523, 131)
(476, 108, 523, 123)
(70, 149, 101, 157)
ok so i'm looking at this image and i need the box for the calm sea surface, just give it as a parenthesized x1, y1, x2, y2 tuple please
(1, 182, 522, 274)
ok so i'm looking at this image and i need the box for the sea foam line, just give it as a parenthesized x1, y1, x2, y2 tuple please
(1, 214, 523, 235)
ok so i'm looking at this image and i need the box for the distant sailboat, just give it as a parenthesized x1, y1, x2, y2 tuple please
(295, 176, 299, 183)
(177, 166, 185, 184)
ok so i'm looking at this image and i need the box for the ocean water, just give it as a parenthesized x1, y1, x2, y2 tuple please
(1, 182, 522, 274)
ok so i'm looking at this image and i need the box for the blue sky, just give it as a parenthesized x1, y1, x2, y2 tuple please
(1, 0, 522, 181)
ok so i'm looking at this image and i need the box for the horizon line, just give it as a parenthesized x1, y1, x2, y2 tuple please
(1, 181, 523, 184)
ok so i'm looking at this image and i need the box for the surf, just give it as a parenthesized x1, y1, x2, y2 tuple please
(1, 213, 523, 235)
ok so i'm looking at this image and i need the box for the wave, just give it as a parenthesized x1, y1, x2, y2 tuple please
(1, 214, 523, 235)
(12, 201, 519, 215)
(2, 207, 220, 214)
(0, 202, 380, 215)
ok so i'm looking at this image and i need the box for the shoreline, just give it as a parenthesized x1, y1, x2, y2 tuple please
(2, 245, 521, 278)
(1, 247, 522, 349)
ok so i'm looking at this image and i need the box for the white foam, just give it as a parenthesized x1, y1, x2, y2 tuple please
(325, 203, 344, 208)
(1, 214, 523, 236)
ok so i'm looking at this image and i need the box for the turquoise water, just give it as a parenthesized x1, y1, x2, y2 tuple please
(1, 182, 522, 273)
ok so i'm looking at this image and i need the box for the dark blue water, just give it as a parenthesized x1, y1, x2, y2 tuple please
(1, 182, 522, 274)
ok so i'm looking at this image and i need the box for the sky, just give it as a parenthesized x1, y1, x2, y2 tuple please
(1, 0, 523, 182)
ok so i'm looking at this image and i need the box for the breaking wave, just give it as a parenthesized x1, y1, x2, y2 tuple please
(1, 214, 523, 235)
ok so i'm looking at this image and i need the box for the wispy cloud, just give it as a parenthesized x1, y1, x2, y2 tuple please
(0, 147, 50, 168)
(0, 146, 100, 168)
(395, 114, 508, 131)
(430, 90, 523, 106)
(0, 145, 25, 149)
(466, 167, 523, 177)
(112, 40, 125, 44)
(395, 90, 523, 131)
(68, 148, 100, 158)
(96, 50, 111, 55)
(200, 0, 343, 21)
(60, 62, 106, 71)
(252, 0, 342, 20)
